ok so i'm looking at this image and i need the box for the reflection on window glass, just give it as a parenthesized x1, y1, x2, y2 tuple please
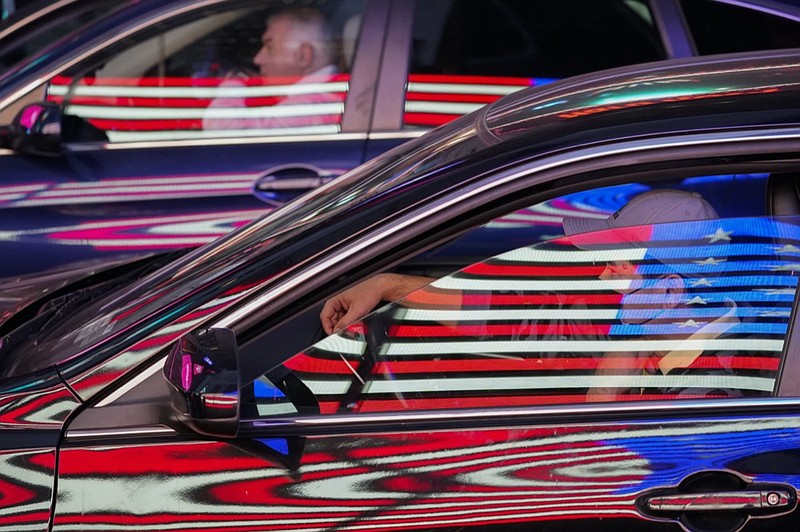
(49, 0, 364, 143)
(265, 215, 800, 415)
(404, 0, 663, 129)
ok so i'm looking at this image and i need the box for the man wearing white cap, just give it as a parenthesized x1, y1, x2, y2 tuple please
(558, 190, 746, 400)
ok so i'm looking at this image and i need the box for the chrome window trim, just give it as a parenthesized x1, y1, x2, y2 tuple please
(96, 357, 166, 407)
(71, 397, 800, 441)
(246, 396, 800, 431)
(367, 130, 426, 141)
(67, 132, 370, 152)
(66, 425, 176, 440)
(1, 0, 228, 110)
(0, 0, 84, 39)
(104, 127, 800, 406)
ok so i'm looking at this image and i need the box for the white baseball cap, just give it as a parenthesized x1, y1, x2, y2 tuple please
(562, 189, 719, 236)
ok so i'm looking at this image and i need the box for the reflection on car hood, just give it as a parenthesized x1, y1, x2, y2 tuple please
(0, 255, 141, 328)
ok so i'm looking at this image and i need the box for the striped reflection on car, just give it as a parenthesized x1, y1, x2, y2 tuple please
(404, 74, 556, 127)
(47, 74, 350, 142)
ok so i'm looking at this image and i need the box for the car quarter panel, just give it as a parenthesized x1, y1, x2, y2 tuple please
(0, 378, 77, 532)
(0, 447, 57, 532)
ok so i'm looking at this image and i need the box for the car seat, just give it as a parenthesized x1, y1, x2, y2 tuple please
(766, 172, 800, 216)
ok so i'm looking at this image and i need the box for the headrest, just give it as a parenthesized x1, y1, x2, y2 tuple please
(766, 173, 800, 217)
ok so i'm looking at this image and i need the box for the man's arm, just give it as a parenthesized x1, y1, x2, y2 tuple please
(320, 273, 433, 334)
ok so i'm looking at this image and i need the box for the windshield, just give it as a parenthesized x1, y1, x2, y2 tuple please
(0, 113, 486, 380)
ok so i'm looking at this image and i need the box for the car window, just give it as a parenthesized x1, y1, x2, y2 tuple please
(247, 172, 800, 417)
(404, 0, 665, 129)
(48, 0, 365, 143)
(681, 0, 800, 55)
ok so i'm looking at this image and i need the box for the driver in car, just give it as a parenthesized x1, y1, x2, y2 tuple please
(203, 6, 341, 131)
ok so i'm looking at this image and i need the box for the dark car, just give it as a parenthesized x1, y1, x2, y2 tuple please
(1, 0, 800, 278)
(2, 48, 800, 531)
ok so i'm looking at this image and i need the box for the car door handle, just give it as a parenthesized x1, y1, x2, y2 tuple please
(644, 489, 791, 512)
(253, 164, 339, 206)
(637, 472, 797, 532)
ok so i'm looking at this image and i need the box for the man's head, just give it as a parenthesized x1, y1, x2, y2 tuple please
(253, 7, 335, 79)
(563, 189, 720, 325)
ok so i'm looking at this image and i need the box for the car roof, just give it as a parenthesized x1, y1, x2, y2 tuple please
(478, 48, 800, 153)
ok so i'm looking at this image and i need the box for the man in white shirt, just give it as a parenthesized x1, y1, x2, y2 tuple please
(203, 6, 342, 132)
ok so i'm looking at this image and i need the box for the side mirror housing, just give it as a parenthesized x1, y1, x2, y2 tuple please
(163, 328, 240, 438)
(5, 102, 63, 157)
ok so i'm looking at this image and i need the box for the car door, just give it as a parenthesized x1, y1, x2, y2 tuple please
(57, 157, 800, 531)
(0, 0, 381, 278)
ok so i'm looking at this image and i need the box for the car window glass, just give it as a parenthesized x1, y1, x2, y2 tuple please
(50, 0, 365, 143)
(247, 172, 800, 417)
(404, 0, 664, 129)
(681, 0, 800, 55)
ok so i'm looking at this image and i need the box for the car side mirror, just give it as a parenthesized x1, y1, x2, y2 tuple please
(5, 102, 63, 157)
(163, 327, 240, 438)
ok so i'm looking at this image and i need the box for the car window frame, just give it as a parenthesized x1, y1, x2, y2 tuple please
(0, 0, 123, 73)
(271, 214, 799, 416)
(68, 127, 800, 439)
(47, 130, 797, 412)
(225, 130, 800, 413)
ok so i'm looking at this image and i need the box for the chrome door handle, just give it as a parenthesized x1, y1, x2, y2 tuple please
(637, 472, 797, 531)
(644, 490, 792, 512)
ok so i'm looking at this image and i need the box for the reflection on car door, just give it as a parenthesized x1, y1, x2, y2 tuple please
(52, 414, 800, 531)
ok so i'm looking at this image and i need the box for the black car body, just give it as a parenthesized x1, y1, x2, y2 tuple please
(0, 0, 799, 277)
(1, 48, 800, 531)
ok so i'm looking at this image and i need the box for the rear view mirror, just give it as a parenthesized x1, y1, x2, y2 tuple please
(163, 328, 240, 438)
(4, 102, 63, 157)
